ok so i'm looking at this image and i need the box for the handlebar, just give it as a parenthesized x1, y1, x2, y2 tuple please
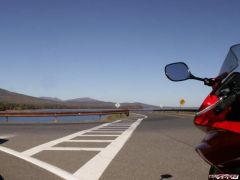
(214, 93, 237, 115)
(195, 93, 237, 117)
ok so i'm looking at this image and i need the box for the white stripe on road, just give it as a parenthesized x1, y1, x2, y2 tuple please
(0, 114, 147, 180)
(92, 129, 124, 131)
(97, 129, 127, 131)
(0, 146, 79, 180)
(22, 122, 112, 156)
(88, 132, 123, 134)
(23, 119, 124, 156)
(46, 147, 103, 151)
(65, 140, 113, 143)
(0, 134, 16, 139)
(73, 116, 147, 180)
(80, 135, 119, 137)
(107, 125, 130, 127)
(85, 131, 122, 133)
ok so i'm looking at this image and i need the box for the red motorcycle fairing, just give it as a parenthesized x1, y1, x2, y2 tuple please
(194, 93, 240, 134)
(194, 72, 240, 172)
(196, 130, 240, 172)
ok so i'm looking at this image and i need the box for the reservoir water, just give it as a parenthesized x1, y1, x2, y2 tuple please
(0, 115, 106, 123)
(0, 109, 110, 123)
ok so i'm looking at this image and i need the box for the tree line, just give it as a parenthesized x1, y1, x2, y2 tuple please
(0, 102, 68, 111)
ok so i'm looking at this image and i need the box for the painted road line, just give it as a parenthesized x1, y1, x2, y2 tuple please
(0, 115, 146, 180)
(0, 134, 16, 139)
(95, 130, 125, 132)
(91, 131, 124, 133)
(83, 133, 122, 135)
(106, 123, 130, 127)
(97, 129, 127, 131)
(98, 127, 128, 129)
(112, 120, 125, 123)
(72, 136, 117, 140)
(107, 123, 131, 125)
(46, 147, 103, 151)
(80, 135, 119, 137)
(98, 128, 128, 131)
(98, 126, 127, 128)
(0, 114, 146, 180)
(0, 146, 79, 180)
(22, 121, 117, 156)
(65, 140, 113, 143)
(92, 129, 124, 131)
(87, 131, 123, 133)
(107, 124, 131, 125)
(73, 116, 147, 180)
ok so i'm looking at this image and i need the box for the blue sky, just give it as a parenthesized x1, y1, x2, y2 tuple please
(1, 0, 240, 107)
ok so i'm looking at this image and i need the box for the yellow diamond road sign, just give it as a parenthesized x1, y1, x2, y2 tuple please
(180, 99, 185, 106)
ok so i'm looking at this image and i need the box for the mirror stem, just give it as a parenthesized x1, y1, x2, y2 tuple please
(190, 74, 214, 86)
(190, 74, 205, 82)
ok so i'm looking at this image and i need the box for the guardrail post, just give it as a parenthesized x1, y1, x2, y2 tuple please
(125, 110, 129, 116)
(6, 116, 8, 123)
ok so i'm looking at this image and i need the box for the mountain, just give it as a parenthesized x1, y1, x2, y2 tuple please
(0, 88, 157, 111)
(121, 102, 158, 109)
(65, 98, 114, 109)
(0, 89, 69, 110)
(0, 89, 61, 105)
(67, 97, 101, 102)
(40, 97, 62, 102)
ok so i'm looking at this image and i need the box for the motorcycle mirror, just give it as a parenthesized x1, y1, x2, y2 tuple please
(165, 62, 213, 85)
(165, 62, 191, 81)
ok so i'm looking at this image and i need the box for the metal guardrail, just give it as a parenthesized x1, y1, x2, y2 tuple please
(153, 108, 198, 112)
(0, 109, 129, 117)
(132, 108, 198, 112)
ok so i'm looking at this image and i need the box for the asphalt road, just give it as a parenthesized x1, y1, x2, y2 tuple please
(0, 112, 209, 180)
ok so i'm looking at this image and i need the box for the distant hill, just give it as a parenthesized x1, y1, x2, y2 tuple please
(0, 88, 157, 111)
(40, 97, 62, 102)
(0, 89, 69, 110)
(0, 89, 61, 105)
(121, 102, 158, 109)
(67, 97, 101, 102)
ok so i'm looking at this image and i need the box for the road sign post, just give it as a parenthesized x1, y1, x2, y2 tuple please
(179, 99, 185, 113)
(179, 99, 185, 107)
(115, 103, 120, 109)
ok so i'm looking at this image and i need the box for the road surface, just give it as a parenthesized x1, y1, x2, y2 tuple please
(0, 112, 209, 180)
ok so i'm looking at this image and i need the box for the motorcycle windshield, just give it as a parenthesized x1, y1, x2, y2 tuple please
(219, 44, 240, 75)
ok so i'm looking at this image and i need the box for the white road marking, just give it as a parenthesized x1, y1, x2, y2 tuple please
(46, 147, 103, 151)
(84, 132, 122, 134)
(73, 116, 147, 180)
(107, 126, 131, 129)
(65, 140, 113, 143)
(0, 114, 147, 180)
(0, 146, 79, 180)
(107, 124, 131, 126)
(0, 134, 15, 139)
(22, 122, 112, 156)
(80, 135, 119, 137)
(86, 130, 123, 132)
(23, 120, 124, 156)
(92, 130, 124, 132)
(95, 127, 126, 129)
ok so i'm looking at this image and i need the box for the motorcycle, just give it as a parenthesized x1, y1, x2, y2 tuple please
(165, 44, 240, 179)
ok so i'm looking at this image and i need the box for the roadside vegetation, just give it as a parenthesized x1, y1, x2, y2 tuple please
(102, 113, 128, 122)
(0, 102, 68, 111)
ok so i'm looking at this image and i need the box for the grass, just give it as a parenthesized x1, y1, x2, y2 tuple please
(101, 113, 127, 122)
